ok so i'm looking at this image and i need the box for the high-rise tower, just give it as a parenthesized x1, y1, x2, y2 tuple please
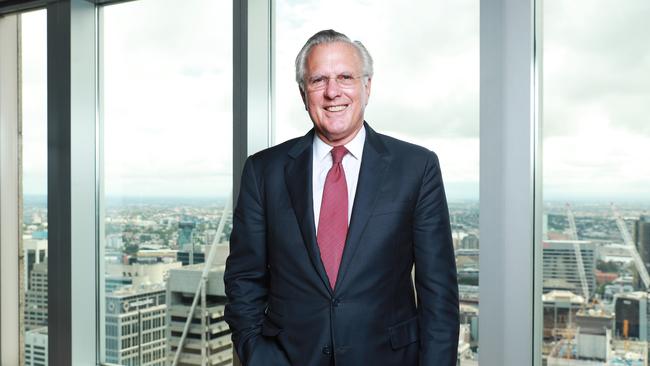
(635, 216, 650, 272)
(166, 264, 232, 366)
(105, 284, 167, 365)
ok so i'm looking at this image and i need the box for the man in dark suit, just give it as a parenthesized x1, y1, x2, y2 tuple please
(224, 29, 459, 366)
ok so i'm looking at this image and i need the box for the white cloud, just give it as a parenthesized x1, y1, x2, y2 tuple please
(544, 109, 650, 200)
(21, 10, 48, 196)
(101, 0, 233, 197)
(19, 0, 649, 201)
(542, 0, 650, 200)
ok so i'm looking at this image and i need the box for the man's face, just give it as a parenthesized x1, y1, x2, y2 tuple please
(301, 42, 371, 146)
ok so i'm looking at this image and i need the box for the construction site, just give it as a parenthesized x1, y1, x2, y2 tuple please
(542, 204, 650, 366)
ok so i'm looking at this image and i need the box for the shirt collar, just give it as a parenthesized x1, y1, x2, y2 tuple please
(313, 124, 366, 162)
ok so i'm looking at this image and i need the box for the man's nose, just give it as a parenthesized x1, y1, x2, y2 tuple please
(324, 78, 342, 99)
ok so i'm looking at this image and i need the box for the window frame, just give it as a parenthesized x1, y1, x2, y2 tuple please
(0, 0, 542, 365)
(479, 0, 542, 364)
(0, 12, 21, 366)
(46, 0, 98, 364)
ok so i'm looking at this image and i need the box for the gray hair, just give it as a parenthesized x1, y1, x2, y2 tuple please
(295, 29, 373, 91)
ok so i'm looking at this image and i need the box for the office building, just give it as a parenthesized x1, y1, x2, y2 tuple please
(176, 250, 205, 266)
(457, 324, 476, 363)
(105, 284, 167, 365)
(636, 216, 650, 271)
(460, 304, 479, 348)
(575, 310, 613, 361)
(456, 248, 479, 264)
(105, 260, 182, 294)
(25, 262, 48, 328)
(106, 276, 133, 294)
(134, 247, 178, 263)
(24, 327, 48, 366)
(178, 220, 196, 248)
(613, 291, 649, 341)
(543, 240, 596, 297)
(458, 284, 479, 305)
(597, 243, 633, 264)
(23, 238, 47, 291)
(177, 244, 229, 267)
(106, 233, 124, 249)
(460, 233, 479, 249)
(542, 290, 585, 340)
(603, 283, 634, 302)
(166, 264, 232, 366)
(31, 230, 48, 240)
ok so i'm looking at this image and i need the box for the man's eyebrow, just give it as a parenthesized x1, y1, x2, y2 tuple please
(310, 72, 354, 78)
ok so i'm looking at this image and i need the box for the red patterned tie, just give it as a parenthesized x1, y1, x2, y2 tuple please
(317, 145, 349, 290)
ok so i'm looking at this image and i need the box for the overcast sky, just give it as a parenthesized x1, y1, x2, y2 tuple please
(274, 0, 479, 201)
(543, 0, 650, 201)
(20, 0, 650, 202)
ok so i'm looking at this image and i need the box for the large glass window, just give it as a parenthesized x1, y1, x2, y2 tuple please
(99, 0, 232, 364)
(274, 1, 479, 363)
(20, 9, 49, 366)
(541, 1, 650, 364)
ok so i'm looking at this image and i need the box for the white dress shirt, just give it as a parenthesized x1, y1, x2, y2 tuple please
(312, 125, 366, 229)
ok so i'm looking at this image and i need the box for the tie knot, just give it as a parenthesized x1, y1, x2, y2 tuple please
(330, 146, 348, 164)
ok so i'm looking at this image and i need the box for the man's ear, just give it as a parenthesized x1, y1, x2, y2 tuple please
(300, 86, 308, 110)
(364, 77, 372, 105)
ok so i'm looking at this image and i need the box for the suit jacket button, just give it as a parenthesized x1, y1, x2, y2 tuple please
(322, 346, 331, 355)
(332, 299, 340, 307)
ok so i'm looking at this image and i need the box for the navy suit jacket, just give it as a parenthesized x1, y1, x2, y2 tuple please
(224, 123, 459, 366)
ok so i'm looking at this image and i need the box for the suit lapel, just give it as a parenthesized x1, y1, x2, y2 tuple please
(334, 123, 390, 292)
(285, 130, 334, 296)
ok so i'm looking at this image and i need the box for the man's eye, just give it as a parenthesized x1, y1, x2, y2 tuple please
(311, 77, 324, 84)
(340, 75, 353, 80)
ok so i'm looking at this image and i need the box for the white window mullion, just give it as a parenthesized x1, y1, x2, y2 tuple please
(479, 0, 540, 365)
(0, 13, 20, 366)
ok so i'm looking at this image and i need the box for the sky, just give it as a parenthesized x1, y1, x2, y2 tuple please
(20, 10, 47, 198)
(274, 0, 479, 200)
(542, 0, 650, 201)
(19, 0, 650, 202)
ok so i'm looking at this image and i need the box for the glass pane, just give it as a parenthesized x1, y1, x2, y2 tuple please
(541, 1, 650, 364)
(20, 9, 49, 366)
(99, 0, 232, 364)
(275, 1, 479, 364)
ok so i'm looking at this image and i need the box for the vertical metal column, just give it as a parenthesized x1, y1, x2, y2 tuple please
(479, 0, 541, 365)
(0, 13, 20, 366)
(47, 2, 73, 362)
(233, 0, 248, 204)
(47, 0, 97, 364)
(232, 0, 246, 359)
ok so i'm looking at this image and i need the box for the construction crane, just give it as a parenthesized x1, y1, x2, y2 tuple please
(172, 194, 232, 366)
(611, 203, 650, 289)
(566, 203, 591, 301)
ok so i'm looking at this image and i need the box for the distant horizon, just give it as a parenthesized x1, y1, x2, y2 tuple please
(22, 193, 650, 205)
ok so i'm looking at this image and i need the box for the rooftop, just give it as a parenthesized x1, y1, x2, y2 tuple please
(543, 290, 585, 304)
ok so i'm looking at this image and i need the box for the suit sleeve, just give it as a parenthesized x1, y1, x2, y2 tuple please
(413, 152, 459, 366)
(224, 157, 290, 366)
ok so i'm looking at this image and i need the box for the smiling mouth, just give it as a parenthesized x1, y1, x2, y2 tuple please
(324, 105, 348, 112)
